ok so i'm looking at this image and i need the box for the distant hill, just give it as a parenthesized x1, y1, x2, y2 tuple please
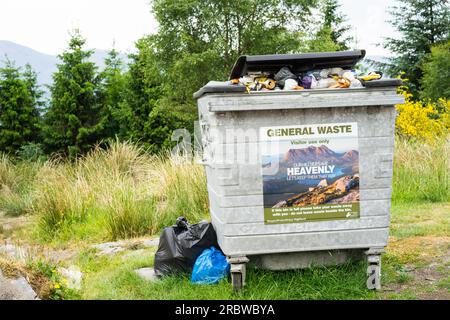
(0, 40, 128, 91)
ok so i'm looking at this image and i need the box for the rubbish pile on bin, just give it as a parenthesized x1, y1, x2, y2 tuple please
(193, 50, 402, 99)
(232, 66, 383, 92)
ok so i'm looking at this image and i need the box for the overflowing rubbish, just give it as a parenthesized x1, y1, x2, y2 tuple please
(154, 217, 219, 277)
(230, 64, 384, 93)
(274, 67, 297, 87)
(359, 71, 383, 81)
(191, 247, 230, 285)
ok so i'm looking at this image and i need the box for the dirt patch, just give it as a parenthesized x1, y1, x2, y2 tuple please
(387, 236, 450, 264)
(382, 235, 450, 300)
(383, 263, 449, 300)
(416, 288, 450, 300)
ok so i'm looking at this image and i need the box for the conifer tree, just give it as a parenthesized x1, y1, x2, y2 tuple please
(316, 0, 353, 51)
(0, 60, 41, 154)
(383, 0, 450, 95)
(43, 30, 103, 157)
(99, 48, 126, 139)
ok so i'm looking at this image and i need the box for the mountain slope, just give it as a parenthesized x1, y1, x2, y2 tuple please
(0, 40, 56, 87)
(0, 40, 128, 89)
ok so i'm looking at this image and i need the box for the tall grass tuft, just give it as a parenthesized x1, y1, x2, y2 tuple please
(0, 154, 40, 216)
(25, 141, 209, 242)
(33, 161, 92, 237)
(105, 186, 155, 240)
(393, 137, 450, 203)
(149, 154, 208, 229)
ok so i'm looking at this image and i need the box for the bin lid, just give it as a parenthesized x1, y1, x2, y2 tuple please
(229, 50, 366, 79)
(193, 49, 403, 99)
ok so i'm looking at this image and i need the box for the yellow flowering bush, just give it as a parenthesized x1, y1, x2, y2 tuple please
(395, 87, 450, 142)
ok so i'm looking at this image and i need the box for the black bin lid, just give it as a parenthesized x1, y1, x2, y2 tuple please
(229, 50, 366, 79)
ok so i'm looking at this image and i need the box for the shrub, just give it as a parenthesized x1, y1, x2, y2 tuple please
(395, 87, 449, 143)
(17, 143, 47, 162)
(421, 41, 450, 102)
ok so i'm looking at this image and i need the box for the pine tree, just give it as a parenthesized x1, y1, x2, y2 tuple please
(0, 60, 41, 154)
(383, 0, 450, 95)
(119, 37, 166, 152)
(42, 31, 104, 157)
(98, 48, 126, 139)
(316, 0, 353, 51)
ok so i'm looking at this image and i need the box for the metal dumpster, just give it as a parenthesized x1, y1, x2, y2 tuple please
(193, 50, 404, 290)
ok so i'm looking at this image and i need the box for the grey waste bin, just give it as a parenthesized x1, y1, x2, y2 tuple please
(194, 50, 404, 291)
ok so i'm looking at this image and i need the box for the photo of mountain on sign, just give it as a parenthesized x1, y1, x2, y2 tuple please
(264, 145, 360, 208)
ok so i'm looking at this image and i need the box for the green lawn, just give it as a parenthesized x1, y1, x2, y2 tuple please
(65, 202, 449, 300)
(1, 138, 449, 299)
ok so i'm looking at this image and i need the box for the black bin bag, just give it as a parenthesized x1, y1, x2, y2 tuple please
(154, 217, 219, 277)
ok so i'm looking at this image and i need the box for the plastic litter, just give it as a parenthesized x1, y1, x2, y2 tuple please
(283, 78, 299, 90)
(274, 67, 297, 88)
(154, 217, 219, 277)
(342, 71, 356, 82)
(319, 68, 331, 79)
(359, 71, 383, 81)
(299, 75, 314, 89)
(350, 79, 363, 88)
(330, 67, 344, 76)
(191, 247, 230, 285)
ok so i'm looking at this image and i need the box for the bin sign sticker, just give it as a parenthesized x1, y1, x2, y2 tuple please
(260, 122, 360, 224)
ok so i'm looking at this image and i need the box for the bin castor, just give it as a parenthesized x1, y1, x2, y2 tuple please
(228, 256, 249, 291)
(365, 248, 384, 290)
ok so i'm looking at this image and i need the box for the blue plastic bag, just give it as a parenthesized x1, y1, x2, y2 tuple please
(191, 246, 230, 284)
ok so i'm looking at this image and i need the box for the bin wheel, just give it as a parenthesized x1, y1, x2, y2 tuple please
(231, 272, 243, 291)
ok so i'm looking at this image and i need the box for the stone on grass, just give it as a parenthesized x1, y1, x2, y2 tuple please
(142, 238, 159, 248)
(92, 241, 127, 256)
(135, 268, 159, 282)
(0, 269, 39, 300)
(57, 266, 83, 290)
(0, 244, 27, 260)
(92, 237, 160, 256)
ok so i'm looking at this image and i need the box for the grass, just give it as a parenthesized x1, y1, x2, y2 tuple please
(75, 247, 377, 300)
(0, 154, 40, 217)
(1, 138, 449, 300)
(70, 203, 449, 300)
(392, 137, 450, 203)
(0, 141, 208, 243)
(390, 202, 450, 239)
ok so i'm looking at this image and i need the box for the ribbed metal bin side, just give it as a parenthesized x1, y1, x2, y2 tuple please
(197, 88, 403, 257)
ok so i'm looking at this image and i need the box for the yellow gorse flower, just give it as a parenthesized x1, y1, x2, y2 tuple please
(395, 87, 449, 142)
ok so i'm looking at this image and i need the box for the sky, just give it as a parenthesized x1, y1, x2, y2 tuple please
(0, 0, 397, 56)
